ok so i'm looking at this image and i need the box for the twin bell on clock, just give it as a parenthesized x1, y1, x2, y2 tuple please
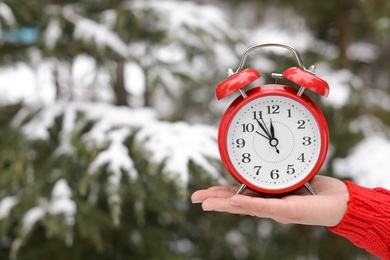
(215, 43, 330, 196)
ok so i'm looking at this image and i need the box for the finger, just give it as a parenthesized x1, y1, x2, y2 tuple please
(201, 197, 246, 215)
(229, 195, 284, 217)
(207, 186, 239, 193)
(192, 186, 270, 204)
(201, 195, 284, 218)
(191, 188, 236, 203)
(208, 186, 264, 198)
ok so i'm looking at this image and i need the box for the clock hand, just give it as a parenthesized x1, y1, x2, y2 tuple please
(255, 118, 280, 154)
(255, 118, 272, 139)
(270, 119, 276, 139)
(269, 119, 280, 154)
(269, 139, 280, 154)
(255, 130, 270, 140)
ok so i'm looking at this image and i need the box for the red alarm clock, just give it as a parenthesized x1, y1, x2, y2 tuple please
(216, 43, 329, 195)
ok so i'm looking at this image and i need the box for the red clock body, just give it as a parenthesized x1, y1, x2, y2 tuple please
(217, 84, 329, 194)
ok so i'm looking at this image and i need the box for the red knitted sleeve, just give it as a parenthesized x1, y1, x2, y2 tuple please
(329, 181, 390, 259)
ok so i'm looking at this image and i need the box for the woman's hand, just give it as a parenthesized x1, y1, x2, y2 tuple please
(191, 175, 349, 227)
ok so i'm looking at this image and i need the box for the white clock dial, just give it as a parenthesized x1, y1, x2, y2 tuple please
(226, 95, 321, 190)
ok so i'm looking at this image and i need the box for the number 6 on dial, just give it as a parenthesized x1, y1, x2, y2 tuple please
(216, 43, 329, 195)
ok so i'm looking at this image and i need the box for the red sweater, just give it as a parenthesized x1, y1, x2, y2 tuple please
(329, 181, 390, 259)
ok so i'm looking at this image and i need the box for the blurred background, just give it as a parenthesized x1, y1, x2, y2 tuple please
(0, 0, 389, 259)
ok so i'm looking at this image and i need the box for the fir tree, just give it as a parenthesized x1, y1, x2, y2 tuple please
(1, 0, 389, 259)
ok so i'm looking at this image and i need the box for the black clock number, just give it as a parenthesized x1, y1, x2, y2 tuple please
(302, 136, 312, 146)
(266, 105, 280, 114)
(270, 169, 279, 180)
(242, 153, 251, 163)
(242, 123, 255, 133)
(236, 138, 245, 148)
(253, 111, 263, 120)
(287, 164, 295, 174)
(298, 120, 305, 129)
(297, 153, 305, 162)
(254, 166, 262, 175)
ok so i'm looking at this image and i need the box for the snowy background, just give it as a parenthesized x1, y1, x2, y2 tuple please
(1, 1, 389, 189)
(0, 0, 389, 259)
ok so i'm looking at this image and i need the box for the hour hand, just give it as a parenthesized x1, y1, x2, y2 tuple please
(269, 119, 280, 154)
(270, 119, 276, 139)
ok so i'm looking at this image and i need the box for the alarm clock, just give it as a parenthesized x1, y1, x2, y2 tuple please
(216, 43, 329, 195)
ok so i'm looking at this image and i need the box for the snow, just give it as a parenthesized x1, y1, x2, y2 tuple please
(11, 102, 156, 213)
(347, 42, 380, 63)
(49, 179, 76, 227)
(100, 9, 117, 29)
(213, 42, 240, 69)
(315, 62, 363, 109)
(152, 43, 187, 64)
(127, 0, 236, 45)
(333, 135, 390, 189)
(63, 6, 128, 57)
(21, 179, 76, 231)
(70, 55, 113, 102)
(242, 6, 314, 55)
(0, 55, 115, 107)
(364, 88, 390, 111)
(12, 102, 159, 210)
(71, 55, 98, 91)
(22, 206, 45, 234)
(135, 121, 224, 187)
(13, 102, 157, 141)
(12, 104, 64, 140)
(333, 114, 390, 189)
(52, 179, 72, 197)
(0, 62, 55, 105)
(124, 62, 145, 96)
(0, 197, 18, 219)
(76, 103, 157, 145)
(89, 127, 138, 180)
(0, 2, 16, 27)
(16, 179, 76, 248)
(43, 18, 62, 49)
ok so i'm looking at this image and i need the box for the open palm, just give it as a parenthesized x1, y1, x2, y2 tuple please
(191, 175, 349, 227)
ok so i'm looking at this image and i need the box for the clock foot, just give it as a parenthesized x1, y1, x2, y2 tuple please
(304, 182, 317, 195)
(236, 184, 247, 195)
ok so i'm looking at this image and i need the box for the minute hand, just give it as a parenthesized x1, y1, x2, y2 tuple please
(255, 118, 272, 140)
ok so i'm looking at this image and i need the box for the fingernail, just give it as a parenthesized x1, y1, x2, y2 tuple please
(201, 202, 213, 211)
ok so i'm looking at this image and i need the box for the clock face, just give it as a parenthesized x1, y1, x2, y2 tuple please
(222, 90, 326, 193)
